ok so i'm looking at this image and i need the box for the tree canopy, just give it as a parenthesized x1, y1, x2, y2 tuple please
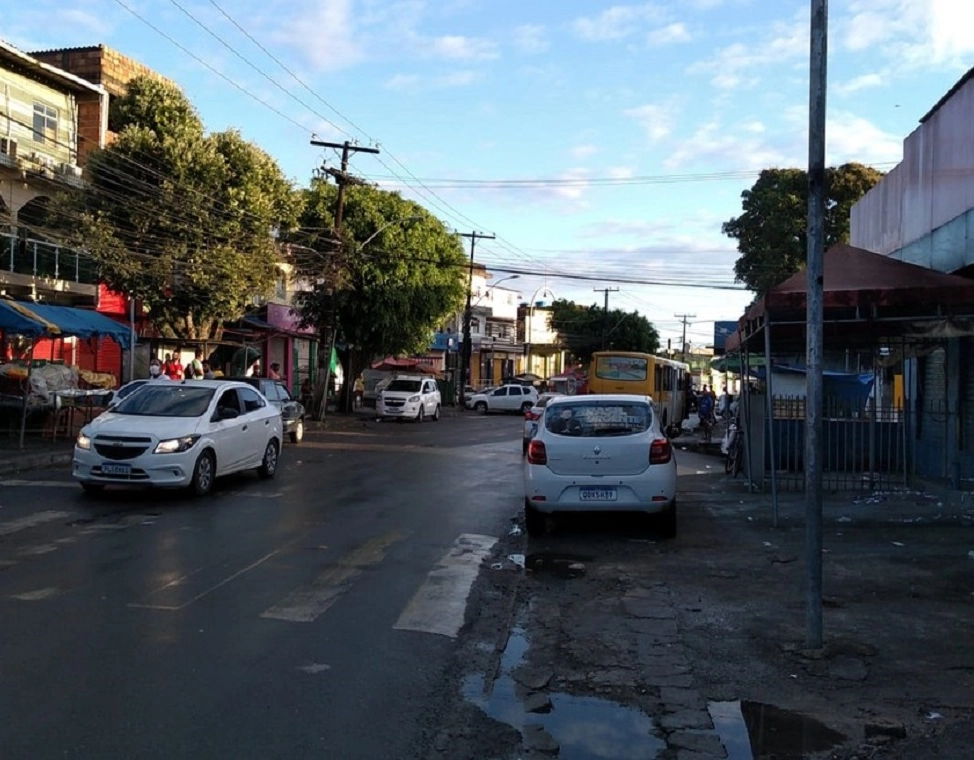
(54, 76, 298, 339)
(548, 299, 660, 364)
(292, 179, 468, 363)
(723, 162, 884, 295)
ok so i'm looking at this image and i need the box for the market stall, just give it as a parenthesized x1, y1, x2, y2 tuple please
(0, 299, 132, 447)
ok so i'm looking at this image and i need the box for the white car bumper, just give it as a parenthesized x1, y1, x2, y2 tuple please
(73, 445, 197, 488)
(379, 401, 421, 418)
(524, 463, 677, 514)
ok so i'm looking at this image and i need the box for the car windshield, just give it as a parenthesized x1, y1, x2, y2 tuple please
(386, 380, 421, 392)
(544, 401, 651, 437)
(113, 385, 215, 418)
(114, 381, 147, 400)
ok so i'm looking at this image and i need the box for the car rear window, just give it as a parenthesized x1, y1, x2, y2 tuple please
(544, 401, 651, 437)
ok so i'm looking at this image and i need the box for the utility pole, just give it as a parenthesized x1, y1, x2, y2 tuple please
(805, 0, 828, 650)
(594, 287, 619, 349)
(458, 231, 495, 410)
(309, 140, 380, 419)
(674, 313, 696, 362)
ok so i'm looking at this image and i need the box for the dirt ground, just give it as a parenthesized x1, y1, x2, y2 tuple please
(431, 467, 974, 759)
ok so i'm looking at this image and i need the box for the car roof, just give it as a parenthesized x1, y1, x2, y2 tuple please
(547, 393, 651, 405)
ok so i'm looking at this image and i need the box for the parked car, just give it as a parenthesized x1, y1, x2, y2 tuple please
(231, 376, 306, 443)
(522, 392, 565, 454)
(73, 379, 283, 496)
(378, 375, 442, 422)
(467, 384, 539, 414)
(523, 394, 677, 538)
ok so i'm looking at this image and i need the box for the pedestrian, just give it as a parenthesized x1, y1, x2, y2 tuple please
(698, 389, 715, 442)
(166, 352, 183, 381)
(353, 375, 364, 408)
(148, 357, 171, 381)
(202, 361, 216, 379)
(188, 348, 204, 379)
(717, 385, 731, 420)
(245, 359, 260, 378)
(268, 362, 282, 380)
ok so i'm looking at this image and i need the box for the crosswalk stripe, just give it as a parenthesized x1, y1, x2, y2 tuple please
(0, 510, 73, 537)
(261, 530, 407, 623)
(393, 533, 497, 639)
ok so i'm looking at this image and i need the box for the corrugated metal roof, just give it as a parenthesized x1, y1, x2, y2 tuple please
(0, 38, 105, 95)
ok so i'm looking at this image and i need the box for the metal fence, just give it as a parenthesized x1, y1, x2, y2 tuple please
(1, 233, 98, 285)
(766, 395, 907, 492)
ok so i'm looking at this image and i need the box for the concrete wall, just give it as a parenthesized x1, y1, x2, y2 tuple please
(851, 69, 974, 273)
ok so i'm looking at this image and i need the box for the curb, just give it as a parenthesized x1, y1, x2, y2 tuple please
(0, 450, 73, 477)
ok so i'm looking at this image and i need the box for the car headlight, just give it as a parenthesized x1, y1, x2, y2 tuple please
(154, 435, 200, 454)
(408, 395, 420, 403)
(76, 432, 92, 450)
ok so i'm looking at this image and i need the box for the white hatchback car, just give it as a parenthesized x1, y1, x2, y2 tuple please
(522, 392, 564, 454)
(523, 394, 677, 537)
(73, 380, 283, 496)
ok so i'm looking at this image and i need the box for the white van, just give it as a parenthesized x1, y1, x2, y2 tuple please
(377, 375, 442, 422)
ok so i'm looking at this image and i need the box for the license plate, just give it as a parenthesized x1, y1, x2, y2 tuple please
(579, 487, 617, 501)
(101, 463, 131, 476)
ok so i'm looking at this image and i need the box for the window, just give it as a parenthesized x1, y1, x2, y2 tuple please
(510, 386, 523, 396)
(216, 389, 241, 416)
(492, 387, 508, 397)
(239, 387, 266, 413)
(33, 103, 58, 145)
(274, 382, 292, 402)
(262, 382, 282, 402)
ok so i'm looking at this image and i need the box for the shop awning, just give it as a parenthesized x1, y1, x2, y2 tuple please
(0, 300, 131, 349)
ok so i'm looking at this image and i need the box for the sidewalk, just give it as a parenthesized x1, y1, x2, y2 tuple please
(0, 439, 74, 477)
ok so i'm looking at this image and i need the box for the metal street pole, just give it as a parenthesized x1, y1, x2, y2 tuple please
(805, 0, 828, 650)
(458, 231, 496, 409)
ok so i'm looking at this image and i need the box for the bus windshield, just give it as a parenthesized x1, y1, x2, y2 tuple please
(594, 355, 648, 381)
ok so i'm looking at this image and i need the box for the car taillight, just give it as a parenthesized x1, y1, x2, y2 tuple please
(524, 410, 540, 421)
(527, 439, 547, 465)
(650, 438, 672, 464)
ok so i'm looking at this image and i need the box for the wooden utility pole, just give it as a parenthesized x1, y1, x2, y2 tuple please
(458, 231, 495, 410)
(309, 140, 380, 419)
(674, 313, 696, 362)
(805, 0, 828, 649)
(594, 287, 619, 349)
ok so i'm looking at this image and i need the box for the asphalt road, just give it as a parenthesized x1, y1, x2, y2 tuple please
(0, 413, 718, 760)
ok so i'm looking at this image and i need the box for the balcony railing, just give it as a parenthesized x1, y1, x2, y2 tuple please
(1, 233, 98, 286)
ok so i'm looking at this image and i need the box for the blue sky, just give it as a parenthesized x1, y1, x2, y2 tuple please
(3, 0, 974, 349)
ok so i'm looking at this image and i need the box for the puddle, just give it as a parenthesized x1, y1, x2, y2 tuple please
(524, 552, 592, 579)
(709, 700, 846, 760)
(464, 628, 666, 759)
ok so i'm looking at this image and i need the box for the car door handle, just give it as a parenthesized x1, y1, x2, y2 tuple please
(242, 425, 248, 431)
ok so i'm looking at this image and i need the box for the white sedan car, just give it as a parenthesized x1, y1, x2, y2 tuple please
(467, 384, 539, 414)
(73, 380, 283, 496)
(523, 394, 677, 538)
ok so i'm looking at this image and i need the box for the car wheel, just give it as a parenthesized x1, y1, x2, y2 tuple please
(524, 500, 546, 537)
(80, 482, 105, 496)
(659, 500, 677, 539)
(520, 401, 532, 413)
(416, 405, 425, 423)
(258, 440, 279, 479)
(432, 404, 441, 422)
(290, 418, 304, 444)
(475, 401, 488, 415)
(190, 450, 216, 496)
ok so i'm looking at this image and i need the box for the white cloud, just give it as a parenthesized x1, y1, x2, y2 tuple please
(512, 24, 549, 54)
(277, 0, 364, 71)
(384, 70, 481, 91)
(834, 73, 885, 95)
(664, 120, 792, 170)
(428, 35, 499, 60)
(648, 22, 692, 46)
(825, 111, 904, 165)
(625, 102, 680, 143)
(687, 15, 807, 91)
(570, 144, 599, 159)
(571, 3, 664, 42)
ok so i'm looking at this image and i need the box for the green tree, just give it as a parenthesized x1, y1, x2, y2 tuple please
(53, 76, 298, 339)
(292, 180, 468, 403)
(723, 162, 884, 295)
(549, 299, 660, 364)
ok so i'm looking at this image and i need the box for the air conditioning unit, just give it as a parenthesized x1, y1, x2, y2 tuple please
(59, 162, 83, 178)
(0, 136, 17, 158)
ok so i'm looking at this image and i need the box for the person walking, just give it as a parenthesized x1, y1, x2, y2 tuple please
(268, 362, 282, 380)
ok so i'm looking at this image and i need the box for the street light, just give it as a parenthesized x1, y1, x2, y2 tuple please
(460, 274, 519, 409)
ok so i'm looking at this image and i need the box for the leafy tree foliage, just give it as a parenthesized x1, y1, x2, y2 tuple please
(54, 77, 298, 339)
(723, 163, 884, 295)
(292, 179, 468, 393)
(549, 299, 660, 364)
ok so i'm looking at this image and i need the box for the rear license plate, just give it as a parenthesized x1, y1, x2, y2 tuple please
(101, 463, 131, 476)
(579, 487, 617, 502)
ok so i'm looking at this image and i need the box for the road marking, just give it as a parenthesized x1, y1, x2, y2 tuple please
(0, 480, 77, 488)
(394, 533, 498, 639)
(0, 510, 73, 537)
(11, 587, 59, 601)
(261, 530, 407, 623)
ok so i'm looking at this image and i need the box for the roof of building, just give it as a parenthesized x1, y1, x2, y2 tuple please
(0, 38, 105, 95)
(920, 63, 974, 124)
